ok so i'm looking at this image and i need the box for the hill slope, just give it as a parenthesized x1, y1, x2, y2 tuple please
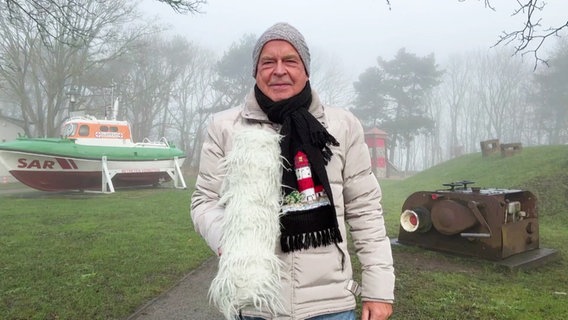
(376, 145, 568, 319)
(381, 145, 568, 223)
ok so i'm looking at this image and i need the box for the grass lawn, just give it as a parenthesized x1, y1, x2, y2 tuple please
(1, 145, 567, 319)
(0, 186, 213, 319)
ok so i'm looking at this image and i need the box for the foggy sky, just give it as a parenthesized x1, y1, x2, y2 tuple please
(141, 0, 568, 79)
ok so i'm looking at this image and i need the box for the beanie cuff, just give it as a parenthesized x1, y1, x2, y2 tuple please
(252, 22, 310, 77)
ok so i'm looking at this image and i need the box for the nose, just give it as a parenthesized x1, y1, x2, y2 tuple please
(274, 60, 286, 75)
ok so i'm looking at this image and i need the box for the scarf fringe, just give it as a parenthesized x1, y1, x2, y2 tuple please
(281, 227, 343, 253)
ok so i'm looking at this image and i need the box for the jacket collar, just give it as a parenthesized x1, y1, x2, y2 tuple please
(241, 88, 328, 127)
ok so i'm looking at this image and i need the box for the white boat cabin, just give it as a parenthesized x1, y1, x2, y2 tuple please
(60, 117, 134, 146)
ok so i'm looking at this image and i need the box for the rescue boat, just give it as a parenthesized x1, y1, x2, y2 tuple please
(0, 116, 186, 192)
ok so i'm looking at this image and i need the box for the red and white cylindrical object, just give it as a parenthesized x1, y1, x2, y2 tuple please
(294, 151, 316, 201)
(314, 184, 324, 198)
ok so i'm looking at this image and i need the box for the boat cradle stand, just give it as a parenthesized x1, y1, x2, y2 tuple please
(101, 156, 187, 193)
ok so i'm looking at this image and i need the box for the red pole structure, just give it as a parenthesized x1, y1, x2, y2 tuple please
(364, 128, 388, 178)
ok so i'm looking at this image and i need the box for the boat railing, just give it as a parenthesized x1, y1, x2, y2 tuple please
(159, 137, 170, 147)
(137, 137, 170, 148)
(66, 115, 98, 122)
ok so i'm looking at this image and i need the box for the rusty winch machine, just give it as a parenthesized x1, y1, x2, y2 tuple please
(397, 180, 540, 261)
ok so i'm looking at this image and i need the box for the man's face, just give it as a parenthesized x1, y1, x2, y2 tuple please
(255, 40, 309, 102)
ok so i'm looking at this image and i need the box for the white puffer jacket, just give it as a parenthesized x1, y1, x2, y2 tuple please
(191, 90, 395, 319)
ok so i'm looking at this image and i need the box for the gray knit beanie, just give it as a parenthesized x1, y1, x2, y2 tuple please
(252, 22, 310, 77)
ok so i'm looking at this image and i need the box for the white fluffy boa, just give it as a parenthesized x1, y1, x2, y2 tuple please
(209, 128, 285, 319)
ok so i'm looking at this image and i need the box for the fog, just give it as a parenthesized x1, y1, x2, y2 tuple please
(2, 1, 564, 175)
(134, 0, 568, 171)
(141, 0, 568, 79)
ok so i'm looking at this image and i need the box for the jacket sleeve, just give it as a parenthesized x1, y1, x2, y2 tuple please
(190, 118, 226, 254)
(342, 114, 395, 303)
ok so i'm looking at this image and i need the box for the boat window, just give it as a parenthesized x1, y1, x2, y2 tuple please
(79, 125, 90, 136)
(61, 123, 76, 137)
(100, 126, 109, 132)
(110, 126, 118, 132)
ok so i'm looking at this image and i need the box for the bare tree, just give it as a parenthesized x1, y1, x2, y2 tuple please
(471, 49, 531, 142)
(381, 1, 568, 67)
(423, 91, 444, 167)
(530, 39, 568, 144)
(97, 35, 191, 141)
(156, 0, 206, 14)
(4, 0, 205, 42)
(0, 0, 149, 137)
(310, 51, 354, 108)
(167, 40, 218, 168)
(433, 49, 532, 155)
(442, 54, 471, 156)
(469, 0, 568, 67)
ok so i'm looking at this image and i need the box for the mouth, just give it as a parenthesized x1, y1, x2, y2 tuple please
(270, 83, 292, 89)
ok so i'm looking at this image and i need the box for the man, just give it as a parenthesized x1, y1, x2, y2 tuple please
(191, 22, 395, 320)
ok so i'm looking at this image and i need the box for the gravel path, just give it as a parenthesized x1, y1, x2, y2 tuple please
(127, 257, 221, 320)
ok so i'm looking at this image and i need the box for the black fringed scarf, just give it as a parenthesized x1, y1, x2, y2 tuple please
(255, 81, 343, 252)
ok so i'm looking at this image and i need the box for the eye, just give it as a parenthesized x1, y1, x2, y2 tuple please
(284, 57, 300, 66)
(260, 58, 275, 66)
